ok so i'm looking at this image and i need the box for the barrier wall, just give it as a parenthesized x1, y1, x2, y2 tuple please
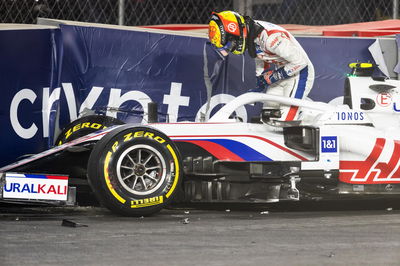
(0, 23, 389, 166)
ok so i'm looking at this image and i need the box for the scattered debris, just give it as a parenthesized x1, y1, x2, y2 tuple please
(61, 219, 88, 228)
(181, 218, 190, 224)
(260, 211, 269, 215)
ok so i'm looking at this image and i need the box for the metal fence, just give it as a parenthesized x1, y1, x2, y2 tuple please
(0, 0, 397, 26)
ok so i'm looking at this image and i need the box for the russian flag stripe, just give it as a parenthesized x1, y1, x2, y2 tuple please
(181, 140, 245, 161)
(208, 139, 272, 161)
(177, 139, 272, 161)
(171, 135, 308, 161)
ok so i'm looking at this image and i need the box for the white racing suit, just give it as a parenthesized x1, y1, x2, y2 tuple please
(254, 21, 314, 121)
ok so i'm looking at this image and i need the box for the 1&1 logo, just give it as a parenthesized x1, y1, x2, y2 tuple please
(321, 136, 337, 153)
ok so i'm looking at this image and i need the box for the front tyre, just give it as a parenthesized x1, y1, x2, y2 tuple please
(87, 126, 182, 216)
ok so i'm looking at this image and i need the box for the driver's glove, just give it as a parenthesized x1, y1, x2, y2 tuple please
(250, 68, 290, 92)
(249, 76, 269, 92)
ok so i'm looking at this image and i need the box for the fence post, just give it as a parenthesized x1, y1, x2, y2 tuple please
(118, 0, 125, 25)
(394, 0, 399, 19)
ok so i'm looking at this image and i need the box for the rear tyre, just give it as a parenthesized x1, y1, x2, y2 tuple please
(87, 126, 182, 216)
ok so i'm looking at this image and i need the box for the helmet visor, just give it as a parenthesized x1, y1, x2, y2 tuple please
(209, 20, 223, 48)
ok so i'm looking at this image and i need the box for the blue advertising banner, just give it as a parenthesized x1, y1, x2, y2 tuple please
(0, 28, 62, 166)
(58, 26, 376, 130)
(58, 25, 255, 127)
(0, 24, 379, 167)
(299, 36, 376, 102)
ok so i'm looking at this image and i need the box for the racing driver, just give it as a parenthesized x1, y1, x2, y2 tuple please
(208, 10, 314, 122)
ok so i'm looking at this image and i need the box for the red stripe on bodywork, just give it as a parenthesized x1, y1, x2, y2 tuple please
(171, 135, 308, 161)
(46, 175, 69, 180)
(374, 140, 400, 179)
(388, 140, 400, 179)
(339, 138, 395, 184)
(178, 140, 244, 161)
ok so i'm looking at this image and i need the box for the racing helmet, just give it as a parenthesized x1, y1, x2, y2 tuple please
(208, 11, 247, 55)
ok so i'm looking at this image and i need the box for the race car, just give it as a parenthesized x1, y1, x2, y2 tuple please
(1, 63, 400, 216)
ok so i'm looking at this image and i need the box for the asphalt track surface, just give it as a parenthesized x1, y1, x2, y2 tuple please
(1, 200, 400, 266)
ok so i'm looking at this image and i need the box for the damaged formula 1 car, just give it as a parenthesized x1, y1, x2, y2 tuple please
(1, 63, 400, 216)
